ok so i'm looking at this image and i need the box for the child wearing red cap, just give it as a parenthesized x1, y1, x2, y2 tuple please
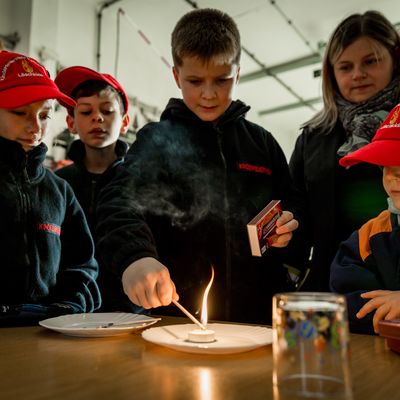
(0, 51, 100, 325)
(54, 66, 130, 232)
(54, 66, 135, 312)
(331, 103, 400, 335)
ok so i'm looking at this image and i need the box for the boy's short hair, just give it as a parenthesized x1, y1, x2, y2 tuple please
(171, 8, 241, 67)
(55, 66, 129, 115)
(0, 51, 75, 109)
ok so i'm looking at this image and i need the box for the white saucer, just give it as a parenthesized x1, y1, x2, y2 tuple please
(142, 323, 273, 354)
(39, 313, 160, 337)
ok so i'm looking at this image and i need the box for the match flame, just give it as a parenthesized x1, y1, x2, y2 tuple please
(200, 265, 214, 326)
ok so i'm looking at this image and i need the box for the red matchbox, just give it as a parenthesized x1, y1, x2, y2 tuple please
(247, 199, 282, 257)
(379, 320, 400, 354)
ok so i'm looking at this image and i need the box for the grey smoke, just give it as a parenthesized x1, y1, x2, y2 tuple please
(123, 127, 226, 230)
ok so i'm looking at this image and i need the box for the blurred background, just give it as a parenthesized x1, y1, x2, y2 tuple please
(1, 0, 399, 163)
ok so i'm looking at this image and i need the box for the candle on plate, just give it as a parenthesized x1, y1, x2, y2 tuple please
(188, 328, 215, 342)
(187, 266, 215, 343)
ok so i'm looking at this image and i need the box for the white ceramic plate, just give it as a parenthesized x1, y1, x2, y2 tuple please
(39, 313, 160, 337)
(142, 323, 273, 354)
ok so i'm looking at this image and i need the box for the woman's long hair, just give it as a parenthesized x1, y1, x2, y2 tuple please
(304, 10, 400, 133)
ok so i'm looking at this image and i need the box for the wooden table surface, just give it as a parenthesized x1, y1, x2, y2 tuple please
(0, 316, 399, 400)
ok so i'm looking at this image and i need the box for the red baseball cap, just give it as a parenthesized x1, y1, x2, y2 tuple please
(340, 103, 400, 167)
(55, 66, 129, 113)
(0, 51, 76, 109)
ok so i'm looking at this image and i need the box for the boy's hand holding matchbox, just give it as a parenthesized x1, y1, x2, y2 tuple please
(247, 200, 282, 257)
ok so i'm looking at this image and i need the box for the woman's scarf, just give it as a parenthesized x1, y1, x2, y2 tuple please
(336, 76, 400, 157)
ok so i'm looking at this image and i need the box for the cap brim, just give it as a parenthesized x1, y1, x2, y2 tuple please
(339, 140, 400, 167)
(0, 85, 76, 109)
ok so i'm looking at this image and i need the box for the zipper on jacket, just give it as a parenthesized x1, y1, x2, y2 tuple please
(21, 156, 33, 292)
(89, 178, 97, 218)
(215, 126, 232, 320)
(16, 178, 32, 294)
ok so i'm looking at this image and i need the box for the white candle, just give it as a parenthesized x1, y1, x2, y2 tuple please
(188, 328, 215, 343)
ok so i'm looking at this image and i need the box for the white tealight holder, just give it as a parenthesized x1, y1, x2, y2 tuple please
(187, 328, 215, 343)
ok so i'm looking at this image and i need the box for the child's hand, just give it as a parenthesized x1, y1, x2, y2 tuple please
(356, 290, 400, 333)
(122, 257, 178, 309)
(271, 211, 299, 248)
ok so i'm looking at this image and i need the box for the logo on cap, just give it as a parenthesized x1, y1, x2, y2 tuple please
(389, 106, 400, 125)
(22, 59, 34, 74)
(1, 56, 44, 81)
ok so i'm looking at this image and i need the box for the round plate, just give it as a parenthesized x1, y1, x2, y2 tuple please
(142, 323, 272, 354)
(39, 313, 160, 337)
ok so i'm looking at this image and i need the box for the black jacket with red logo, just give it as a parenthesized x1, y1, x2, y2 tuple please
(97, 98, 300, 324)
(0, 137, 100, 324)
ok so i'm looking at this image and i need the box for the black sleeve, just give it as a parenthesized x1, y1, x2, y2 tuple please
(96, 124, 160, 277)
(330, 231, 382, 334)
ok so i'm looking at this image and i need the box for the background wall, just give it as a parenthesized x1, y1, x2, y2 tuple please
(1, 0, 400, 161)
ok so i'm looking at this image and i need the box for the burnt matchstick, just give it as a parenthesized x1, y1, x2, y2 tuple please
(171, 299, 206, 330)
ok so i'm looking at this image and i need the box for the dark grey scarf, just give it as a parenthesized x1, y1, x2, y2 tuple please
(337, 76, 400, 157)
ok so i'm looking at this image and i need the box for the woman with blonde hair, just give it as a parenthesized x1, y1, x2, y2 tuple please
(289, 10, 400, 291)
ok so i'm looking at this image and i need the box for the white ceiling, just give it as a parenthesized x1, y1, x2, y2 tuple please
(94, 0, 400, 157)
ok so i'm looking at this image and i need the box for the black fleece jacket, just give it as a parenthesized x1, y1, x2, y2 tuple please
(55, 139, 128, 232)
(0, 137, 100, 325)
(97, 99, 300, 324)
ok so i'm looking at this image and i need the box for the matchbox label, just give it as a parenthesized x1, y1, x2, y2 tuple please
(247, 200, 282, 256)
(258, 210, 280, 253)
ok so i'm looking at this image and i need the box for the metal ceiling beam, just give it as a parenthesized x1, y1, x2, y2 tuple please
(239, 53, 321, 83)
(258, 97, 322, 116)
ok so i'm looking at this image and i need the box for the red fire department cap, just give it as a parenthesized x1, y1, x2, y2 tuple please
(54, 66, 129, 113)
(0, 51, 76, 109)
(340, 103, 400, 167)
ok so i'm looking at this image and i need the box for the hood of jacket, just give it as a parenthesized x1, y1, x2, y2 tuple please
(161, 98, 250, 127)
(66, 139, 129, 167)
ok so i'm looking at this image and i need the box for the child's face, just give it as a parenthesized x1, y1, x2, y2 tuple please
(173, 56, 240, 123)
(0, 100, 53, 151)
(67, 89, 129, 149)
(383, 166, 400, 208)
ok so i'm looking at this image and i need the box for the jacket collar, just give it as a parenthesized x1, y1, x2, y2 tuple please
(66, 139, 129, 166)
(0, 136, 47, 172)
(161, 98, 250, 127)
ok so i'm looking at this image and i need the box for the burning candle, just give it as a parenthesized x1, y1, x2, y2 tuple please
(188, 328, 216, 343)
(188, 266, 216, 343)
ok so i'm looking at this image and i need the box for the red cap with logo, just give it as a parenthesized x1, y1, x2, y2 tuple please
(340, 103, 400, 167)
(54, 66, 129, 114)
(0, 51, 76, 109)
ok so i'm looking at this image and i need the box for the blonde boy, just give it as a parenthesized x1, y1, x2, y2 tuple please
(0, 51, 100, 325)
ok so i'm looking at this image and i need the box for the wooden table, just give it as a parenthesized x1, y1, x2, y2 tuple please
(0, 316, 399, 400)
